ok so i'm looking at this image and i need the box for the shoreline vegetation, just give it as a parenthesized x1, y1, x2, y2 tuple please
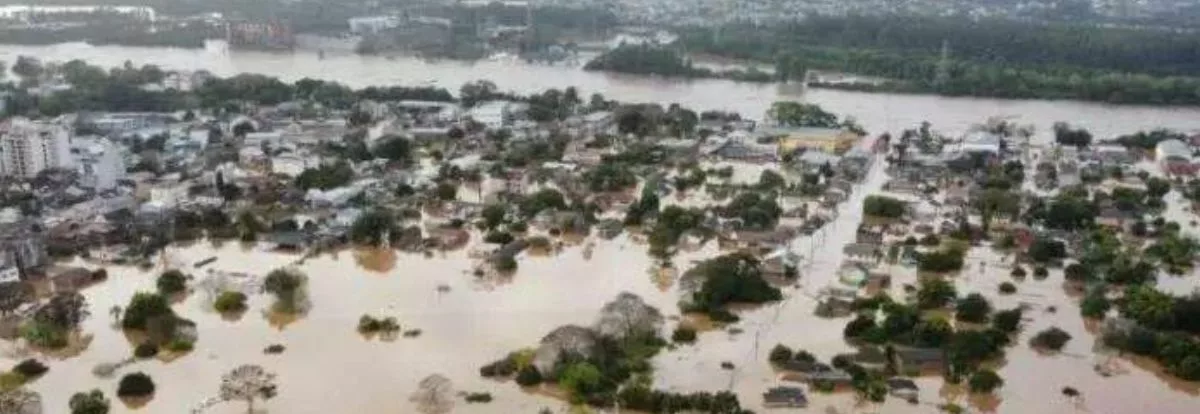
(673, 15, 1200, 106)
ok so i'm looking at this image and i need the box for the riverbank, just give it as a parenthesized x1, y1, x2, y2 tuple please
(4, 41, 1200, 139)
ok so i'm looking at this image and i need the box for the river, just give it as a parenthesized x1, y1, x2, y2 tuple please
(5, 41, 1200, 142)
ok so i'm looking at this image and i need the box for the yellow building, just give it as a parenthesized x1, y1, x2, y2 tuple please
(763, 127, 860, 155)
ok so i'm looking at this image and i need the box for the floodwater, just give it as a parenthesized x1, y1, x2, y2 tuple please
(4, 155, 1195, 413)
(2, 41, 1200, 412)
(3, 41, 1200, 140)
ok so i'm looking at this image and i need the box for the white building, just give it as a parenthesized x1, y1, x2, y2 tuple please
(0, 260, 19, 284)
(348, 15, 400, 34)
(466, 100, 526, 131)
(1155, 139, 1190, 163)
(0, 117, 74, 178)
(71, 138, 126, 191)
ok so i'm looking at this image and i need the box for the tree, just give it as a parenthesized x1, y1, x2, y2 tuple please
(687, 254, 782, 318)
(1064, 263, 1092, 283)
(69, 389, 110, 414)
(156, 270, 187, 296)
(121, 292, 173, 331)
(768, 101, 840, 128)
(264, 268, 307, 312)
(214, 291, 248, 313)
(1028, 237, 1067, 262)
(917, 278, 957, 309)
(862, 195, 907, 218)
(768, 344, 794, 365)
(34, 292, 89, 329)
(481, 204, 507, 230)
(912, 317, 953, 347)
(219, 364, 278, 414)
(373, 136, 412, 163)
(459, 80, 499, 108)
(1052, 122, 1092, 148)
(0, 389, 41, 414)
(12, 55, 42, 80)
(559, 362, 603, 402)
(116, 372, 155, 398)
(968, 369, 1004, 393)
(435, 182, 458, 201)
(1080, 289, 1111, 319)
(0, 282, 32, 315)
(955, 293, 992, 323)
(1030, 327, 1072, 351)
(757, 170, 786, 190)
(409, 374, 454, 414)
(349, 208, 396, 247)
(1120, 285, 1176, 329)
(991, 308, 1023, 334)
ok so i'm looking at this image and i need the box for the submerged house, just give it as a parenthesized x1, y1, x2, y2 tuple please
(893, 346, 946, 373)
(762, 386, 808, 408)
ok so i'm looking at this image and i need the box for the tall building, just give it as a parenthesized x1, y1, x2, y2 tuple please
(71, 137, 126, 191)
(0, 117, 74, 178)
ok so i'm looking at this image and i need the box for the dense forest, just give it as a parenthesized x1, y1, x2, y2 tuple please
(584, 44, 772, 82)
(676, 15, 1200, 105)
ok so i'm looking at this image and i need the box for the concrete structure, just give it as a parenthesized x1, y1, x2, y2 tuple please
(0, 261, 19, 284)
(763, 127, 859, 154)
(0, 219, 47, 273)
(71, 138, 126, 190)
(0, 117, 73, 178)
(466, 101, 526, 130)
(958, 131, 1003, 154)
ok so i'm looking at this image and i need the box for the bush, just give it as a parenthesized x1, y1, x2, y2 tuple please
(920, 234, 941, 246)
(116, 372, 156, 398)
(166, 339, 194, 353)
(998, 282, 1017, 295)
(484, 231, 515, 245)
(1030, 327, 1072, 351)
(955, 293, 992, 323)
(1028, 238, 1067, 263)
(671, 326, 697, 343)
(515, 365, 543, 386)
(494, 256, 518, 272)
(509, 222, 528, 233)
(264, 344, 286, 354)
(1010, 266, 1027, 278)
(0, 371, 26, 390)
(768, 344, 794, 365)
(1080, 289, 1111, 319)
(479, 358, 517, 378)
(863, 195, 907, 218)
(122, 292, 173, 330)
(1033, 266, 1049, 279)
(917, 246, 967, 273)
(69, 389, 110, 414)
(12, 359, 48, 378)
(133, 343, 159, 359)
(213, 291, 248, 313)
(992, 308, 1023, 334)
(1064, 263, 1092, 283)
(968, 369, 1004, 393)
(156, 269, 187, 295)
(464, 392, 493, 403)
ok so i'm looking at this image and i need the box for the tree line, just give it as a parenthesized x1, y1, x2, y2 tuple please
(675, 15, 1200, 105)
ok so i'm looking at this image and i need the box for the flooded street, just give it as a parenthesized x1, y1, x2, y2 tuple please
(2, 41, 1200, 413)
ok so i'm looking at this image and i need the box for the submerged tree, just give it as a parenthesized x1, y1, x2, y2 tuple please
(0, 388, 42, 414)
(409, 374, 454, 414)
(219, 364, 278, 414)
